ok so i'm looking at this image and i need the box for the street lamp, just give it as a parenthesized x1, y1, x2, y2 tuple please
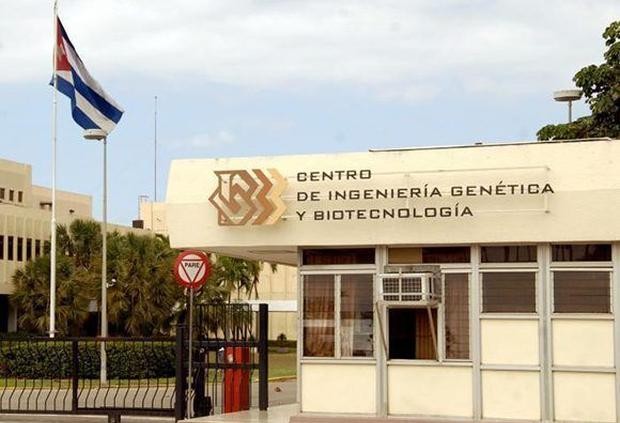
(83, 128, 109, 385)
(553, 89, 582, 123)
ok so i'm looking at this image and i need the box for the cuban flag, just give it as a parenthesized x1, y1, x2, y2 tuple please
(53, 17, 123, 134)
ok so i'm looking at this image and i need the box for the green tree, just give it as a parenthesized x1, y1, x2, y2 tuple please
(537, 21, 620, 140)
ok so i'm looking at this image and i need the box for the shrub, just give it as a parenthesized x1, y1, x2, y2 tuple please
(0, 341, 175, 379)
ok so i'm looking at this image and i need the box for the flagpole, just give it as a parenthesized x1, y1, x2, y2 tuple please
(101, 136, 108, 384)
(49, 0, 59, 339)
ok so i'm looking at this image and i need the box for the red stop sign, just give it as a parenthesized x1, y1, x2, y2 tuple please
(173, 250, 212, 290)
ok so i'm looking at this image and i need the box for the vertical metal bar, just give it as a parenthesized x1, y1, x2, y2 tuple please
(72, 340, 79, 412)
(175, 325, 186, 422)
(49, 0, 58, 339)
(612, 243, 620, 423)
(538, 244, 551, 422)
(187, 289, 194, 419)
(258, 303, 268, 411)
(544, 244, 555, 422)
(100, 137, 108, 385)
(470, 245, 482, 420)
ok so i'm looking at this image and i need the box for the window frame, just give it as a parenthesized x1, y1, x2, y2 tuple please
(550, 267, 613, 315)
(479, 268, 539, 315)
(300, 269, 376, 361)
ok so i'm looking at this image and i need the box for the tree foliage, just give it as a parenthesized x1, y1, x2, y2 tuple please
(537, 21, 620, 140)
(10, 219, 276, 337)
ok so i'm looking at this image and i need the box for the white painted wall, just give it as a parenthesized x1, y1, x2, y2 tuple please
(301, 363, 376, 414)
(387, 364, 472, 417)
(482, 370, 540, 420)
(481, 319, 539, 365)
(554, 372, 616, 422)
(552, 319, 614, 367)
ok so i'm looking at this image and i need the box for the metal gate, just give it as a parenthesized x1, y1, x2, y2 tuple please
(0, 303, 268, 422)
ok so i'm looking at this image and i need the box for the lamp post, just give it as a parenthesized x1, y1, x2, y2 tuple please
(84, 128, 108, 384)
(553, 89, 582, 123)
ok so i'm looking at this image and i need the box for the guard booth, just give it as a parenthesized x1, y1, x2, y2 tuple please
(166, 138, 620, 422)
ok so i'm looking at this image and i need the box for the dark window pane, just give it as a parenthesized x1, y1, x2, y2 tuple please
(302, 248, 375, 265)
(341, 274, 373, 357)
(26, 239, 32, 261)
(0, 188, 4, 199)
(554, 271, 610, 313)
(16, 237, 23, 261)
(482, 272, 536, 313)
(303, 274, 335, 357)
(552, 244, 611, 262)
(445, 274, 469, 359)
(17, 191, 23, 203)
(422, 247, 470, 263)
(35, 240, 41, 257)
(388, 308, 437, 360)
(7, 236, 14, 261)
(482, 246, 537, 263)
(8, 190, 13, 201)
(0, 235, 4, 260)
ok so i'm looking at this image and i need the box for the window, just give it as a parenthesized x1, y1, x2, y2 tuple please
(388, 246, 470, 264)
(553, 271, 611, 313)
(303, 273, 374, 358)
(340, 274, 373, 357)
(35, 240, 41, 257)
(26, 239, 32, 261)
(0, 188, 4, 199)
(482, 272, 536, 313)
(482, 245, 537, 263)
(303, 248, 375, 265)
(17, 191, 23, 203)
(7, 236, 14, 261)
(552, 244, 611, 262)
(8, 190, 13, 202)
(303, 275, 335, 357)
(16, 237, 23, 261)
(388, 308, 437, 360)
(444, 273, 469, 359)
(0, 235, 4, 260)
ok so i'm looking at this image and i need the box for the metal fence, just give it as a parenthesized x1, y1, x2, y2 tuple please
(0, 303, 269, 421)
(0, 337, 177, 418)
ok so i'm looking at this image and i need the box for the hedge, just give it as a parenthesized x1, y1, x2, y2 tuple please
(0, 341, 175, 379)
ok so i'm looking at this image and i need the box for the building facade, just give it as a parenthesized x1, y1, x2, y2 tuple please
(0, 158, 92, 333)
(166, 138, 620, 422)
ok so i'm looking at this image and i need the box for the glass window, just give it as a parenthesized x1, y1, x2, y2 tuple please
(553, 271, 611, 313)
(302, 248, 375, 265)
(17, 191, 23, 203)
(303, 275, 335, 357)
(7, 236, 14, 261)
(8, 190, 14, 201)
(422, 247, 470, 263)
(340, 274, 373, 357)
(35, 240, 41, 257)
(26, 239, 32, 261)
(482, 272, 536, 313)
(388, 308, 437, 360)
(16, 237, 23, 261)
(482, 246, 537, 263)
(0, 235, 4, 260)
(0, 188, 4, 199)
(552, 244, 611, 262)
(445, 273, 469, 359)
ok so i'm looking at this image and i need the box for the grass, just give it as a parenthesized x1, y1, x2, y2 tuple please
(0, 349, 298, 388)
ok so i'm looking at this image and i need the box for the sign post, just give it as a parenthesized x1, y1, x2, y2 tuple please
(173, 250, 211, 420)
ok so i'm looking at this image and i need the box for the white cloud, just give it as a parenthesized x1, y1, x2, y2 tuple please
(1, 0, 618, 101)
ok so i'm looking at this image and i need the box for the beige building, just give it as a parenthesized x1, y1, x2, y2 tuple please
(138, 200, 298, 341)
(0, 157, 92, 333)
(166, 138, 620, 422)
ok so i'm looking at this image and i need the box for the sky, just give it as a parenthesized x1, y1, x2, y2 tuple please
(0, 0, 618, 225)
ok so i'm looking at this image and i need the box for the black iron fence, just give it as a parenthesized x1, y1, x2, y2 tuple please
(0, 337, 176, 418)
(0, 303, 269, 421)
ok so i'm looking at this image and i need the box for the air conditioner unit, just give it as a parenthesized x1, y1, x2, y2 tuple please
(379, 271, 441, 304)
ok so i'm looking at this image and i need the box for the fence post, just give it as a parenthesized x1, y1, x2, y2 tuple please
(175, 325, 186, 422)
(71, 340, 79, 413)
(258, 304, 269, 411)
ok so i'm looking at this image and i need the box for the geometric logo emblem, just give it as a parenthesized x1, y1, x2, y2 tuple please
(208, 169, 287, 226)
